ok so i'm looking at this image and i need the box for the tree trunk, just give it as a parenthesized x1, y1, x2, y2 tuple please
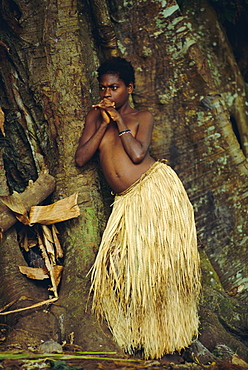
(180, 0, 248, 157)
(0, 0, 247, 362)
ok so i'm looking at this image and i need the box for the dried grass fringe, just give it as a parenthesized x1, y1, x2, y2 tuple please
(90, 161, 201, 359)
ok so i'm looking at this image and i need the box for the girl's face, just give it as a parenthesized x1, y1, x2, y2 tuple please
(99, 73, 133, 109)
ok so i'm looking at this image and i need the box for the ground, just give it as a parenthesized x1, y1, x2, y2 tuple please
(0, 352, 246, 370)
(0, 337, 247, 370)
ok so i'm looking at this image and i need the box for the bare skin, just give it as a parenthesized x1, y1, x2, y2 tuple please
(75, 73, 155, 193)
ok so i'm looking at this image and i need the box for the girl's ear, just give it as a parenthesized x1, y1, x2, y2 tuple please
(128, 83, 134, 94)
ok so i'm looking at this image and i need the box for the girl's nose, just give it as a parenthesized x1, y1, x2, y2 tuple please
(104, 87, 111, 97)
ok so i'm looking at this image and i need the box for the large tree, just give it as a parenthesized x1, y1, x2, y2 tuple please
(0, 0, 247, 363)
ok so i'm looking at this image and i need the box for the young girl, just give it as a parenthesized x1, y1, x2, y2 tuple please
(75, 57, 201, 359)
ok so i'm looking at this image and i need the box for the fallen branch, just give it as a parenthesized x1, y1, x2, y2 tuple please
(0, 297, 58, 316)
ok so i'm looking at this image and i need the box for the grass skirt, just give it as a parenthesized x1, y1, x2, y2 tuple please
(90, 161, 201, 359)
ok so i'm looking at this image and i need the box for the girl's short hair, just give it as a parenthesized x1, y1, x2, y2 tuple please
(97, 57, 135, 87)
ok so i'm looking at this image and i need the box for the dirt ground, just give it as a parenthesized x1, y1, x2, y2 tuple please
(0, 324, 247, 370)
(0, 350, 247, 370)
(0, 356, 244, 370)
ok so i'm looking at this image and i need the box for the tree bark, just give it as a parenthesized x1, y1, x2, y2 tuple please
(180, 0, 248, 156)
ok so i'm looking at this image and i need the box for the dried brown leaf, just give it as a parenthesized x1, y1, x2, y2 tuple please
(0, 107, 5, 136)
(16, 214, 30, 225)
(22, 232, 29, 252)
(37, 235, 52, 272)
(37, 235, 58, 298)
(42, 227, 56, 265)
(52, 224, 59, 234)
(53, 265, 63, 287)
(41, 224, 53, 243)
(0, 191, 29, 225)
(0, 191, 26, 214)
(19, 266, 49, 280)
(232, 354, 248, 368)
(29, 239, 38, 248)
(18, 230, 37, 252)
(52, 224, 63, 258)
(29, 193, 80, 225)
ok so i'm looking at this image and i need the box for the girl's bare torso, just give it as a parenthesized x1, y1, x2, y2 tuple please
(97, 114, 155, 193)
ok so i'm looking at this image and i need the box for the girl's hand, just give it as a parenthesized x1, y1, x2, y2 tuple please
(100, 108, 111, 124)
(92, 98, 121, 123)
(92, 98, 115, 109)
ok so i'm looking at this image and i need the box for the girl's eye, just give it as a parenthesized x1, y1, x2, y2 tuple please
(112, 86, 118, 91)
(99, 86, 105, 91)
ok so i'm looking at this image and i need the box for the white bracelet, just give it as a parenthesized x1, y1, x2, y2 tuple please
(119, 130, 131, 137)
